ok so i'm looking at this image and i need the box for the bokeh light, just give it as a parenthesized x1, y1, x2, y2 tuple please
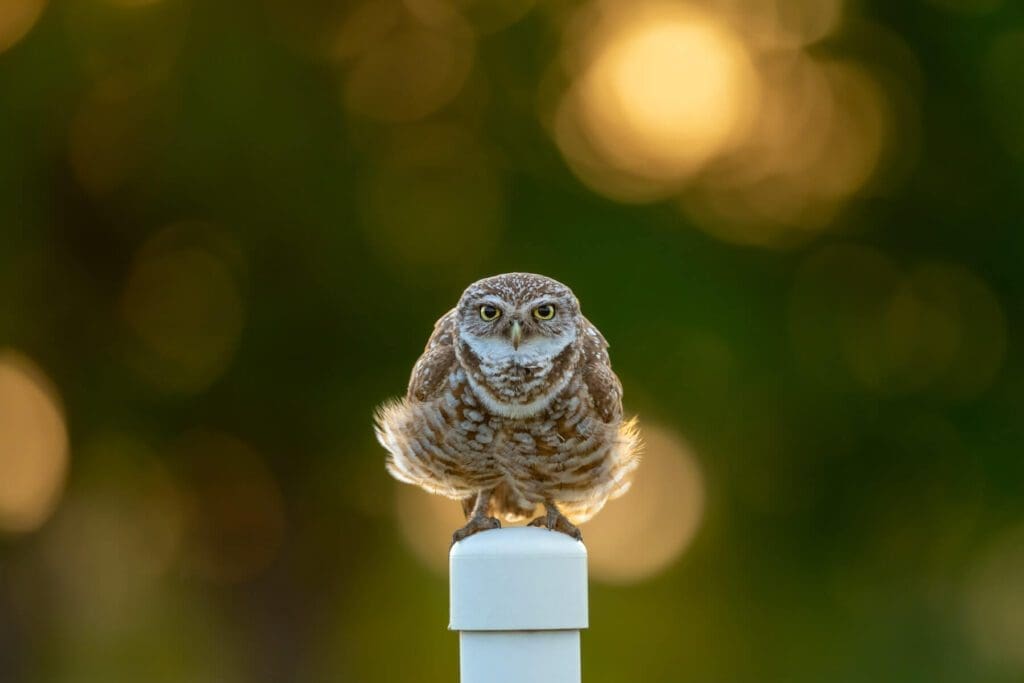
(549, 0, 905, 245)
(889, 262, 1007, 398)
(964, 524, 1024, 672)
(171, 431, 286, 583)
(394, 478, 465, 574)
(709, 0, 844, 50)
(554, 0, 758, 201)
(265, 0, 401, 63)
(447, 0, 536, 34)
(68, 77, 172, 196)
(576, 4, 756, 183)
(0, 0, 46, 55)
(0, 349, 69, 535)
(63, 0, 188, 82)
(120, 222, 246, 395)
(15, 434, 246, 682)
(39, 434, 184, 632)
(682, 55, 890, 245)
(790, 246, 1006, 397)
(343, 9, 474, 122)
(585, 423, 704, 583)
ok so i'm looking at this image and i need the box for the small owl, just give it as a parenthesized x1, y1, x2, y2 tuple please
(375, 273, 639, 543)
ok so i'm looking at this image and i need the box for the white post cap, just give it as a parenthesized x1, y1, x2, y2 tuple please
(449, 527, 588, 631)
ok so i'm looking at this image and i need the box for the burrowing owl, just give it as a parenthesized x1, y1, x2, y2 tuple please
(375, 273, 639, 543)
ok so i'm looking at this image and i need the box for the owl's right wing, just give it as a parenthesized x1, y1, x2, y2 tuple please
(580, 317, 623, 424)
(406, 308, 458, 403)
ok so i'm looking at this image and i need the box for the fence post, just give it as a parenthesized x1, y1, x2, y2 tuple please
(449, 526, 589, 683)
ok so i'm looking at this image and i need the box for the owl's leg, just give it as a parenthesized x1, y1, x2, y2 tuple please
(451, 489, 500, 545)
(528, 502, 583, 541)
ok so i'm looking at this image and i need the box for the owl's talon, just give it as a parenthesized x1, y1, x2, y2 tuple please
(528, 505, 583, 541)
(451, 515, 501, 545)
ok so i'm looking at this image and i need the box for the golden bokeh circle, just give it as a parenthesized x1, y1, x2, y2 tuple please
(0, 349, 69, 534)
(0, 0, 46, 55)
(394, 480, 465, 574)
(585, 423, 704, 583)
(554, 0, 759, 200)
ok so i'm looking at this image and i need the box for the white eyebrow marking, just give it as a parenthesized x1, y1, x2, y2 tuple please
(477, 295, 507, 307)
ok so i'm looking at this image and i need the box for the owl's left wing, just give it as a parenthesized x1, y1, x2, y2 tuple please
(580, 317, 623, 423)
(407, 308, 458, 403)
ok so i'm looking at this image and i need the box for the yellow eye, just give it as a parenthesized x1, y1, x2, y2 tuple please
(480, 304, 501, 321)
(533, 304, 555, 320)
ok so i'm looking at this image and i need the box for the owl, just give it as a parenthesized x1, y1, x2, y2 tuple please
(375, 273, 639, 544)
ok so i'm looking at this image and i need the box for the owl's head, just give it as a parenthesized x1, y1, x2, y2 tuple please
(454, 273, 583, 416)
(456, 272, 580, 354)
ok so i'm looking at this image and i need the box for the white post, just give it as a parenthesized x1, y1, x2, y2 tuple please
(450, 527, 588, 683)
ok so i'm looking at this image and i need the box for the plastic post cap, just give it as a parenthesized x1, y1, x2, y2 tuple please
(449, 527, 588, 631)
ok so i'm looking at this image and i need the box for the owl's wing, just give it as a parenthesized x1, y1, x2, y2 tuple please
(407, 308, 458, 402)
(581, 316, 623, 423)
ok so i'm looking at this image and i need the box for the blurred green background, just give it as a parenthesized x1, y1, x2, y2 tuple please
(1, 0, 1023, 681)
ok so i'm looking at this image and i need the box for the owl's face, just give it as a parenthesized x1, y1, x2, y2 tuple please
(454, 273, 583, 417)
(456, 273, 580, 356)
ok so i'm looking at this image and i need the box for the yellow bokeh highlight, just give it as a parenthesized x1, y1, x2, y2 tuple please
(549, 0, 904, 245)
(585, 423, 704, 583)
(120, 222, 246, 395)
(394, 478, 466, 574)
(0, 349, 69, 534)
(393, 422, 704, 583)
(684, 56, 889, 246)
(710, 0, 844, 50)
(0, 0, 46, 54)
(576, 6, 757, 179)
(555, 1, 758, 201)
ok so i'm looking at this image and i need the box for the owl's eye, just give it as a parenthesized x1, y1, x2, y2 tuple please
(479, 304, 501, 321)
(533, 304, 556, 320)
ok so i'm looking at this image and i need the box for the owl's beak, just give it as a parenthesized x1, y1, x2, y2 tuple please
(510, 320, 523, 350)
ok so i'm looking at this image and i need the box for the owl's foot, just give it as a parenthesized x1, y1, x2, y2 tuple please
(528, 505, 583, 541)
(451, 515, 501, 545)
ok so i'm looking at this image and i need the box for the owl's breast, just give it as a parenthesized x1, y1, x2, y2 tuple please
(456, 338, 581, 419)
(441, 372, 593, 459)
